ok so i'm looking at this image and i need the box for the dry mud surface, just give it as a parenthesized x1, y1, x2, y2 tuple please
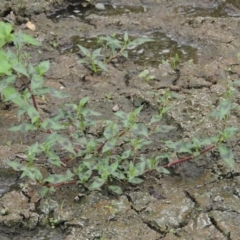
(1, 0, 240, 239)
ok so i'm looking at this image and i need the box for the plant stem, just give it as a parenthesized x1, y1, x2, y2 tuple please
(162, 145, 215, 168)
(19, 77, 39, 111)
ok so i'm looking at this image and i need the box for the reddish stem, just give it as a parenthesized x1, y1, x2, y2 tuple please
(20, 77, 39, 111)
(162, 145, 215, 168)
(97, 130, 128, 153)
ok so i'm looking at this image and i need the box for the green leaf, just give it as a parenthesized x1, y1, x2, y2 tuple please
(111, 171, 126, 180)
(79, 97, 89, 107)
(222, 127, 238, 139)
(39, 186, 55, 197)
(57, 136, 76, 154)
(114, 110, 128, 120)
(131, 123, 149, 137)
(104, 121, 119, 139)
(36, 60, 50, 75)
(135, 161, 146, 175)
(156, 166, 170, 174)
(126, 37, 153, 49)
(78, 45, 91, 57)
(2, 86, 24, 106)
(0, 22, 13, 46)
(121, 50, 128, 58)
(47, 152, 61, 166)
(93, 48, 102, 56)
(128, 177, 143, 184)
(31, 74, 44, 90)
(9, 123, 37, 132)
(28, 142, 39, 155)
(88, 177, 105, 190)
(32, 87, 50, 95)
(153, 125, 175, 134)
(128, 161, 137, 177)
(22, 33, 41, 46)
(218, 144, 234, 169)
(86, 138, 96, 153)
(78, 169, 92, 183)
(5, 160, 25, 171)
(109, 185, 123, 194)
(44, 170, 74, 184)
(165, 141, 193, 154)
(108, 161, 119, 174)
(102, 138, 118, 153)
(150, 114, 162, 124)
(83, 158, 97, 170)
(0, 52, 11, 75)
(41, 119, 65, 130)
(133, 105, 144, 115)
(96, 60, 108, 72)
(0, 75, 16, 92)
(0, 22, 12, 37)
(81, 108, 101, 117)
(131, 139, 152, 150)
(212, 99, 231, 120)
(27, 106, 40, 123)
(77, 59, 89, 64)
(147, 158, 157, 169)
(21, 167, 42, 181)
(121, 150, 133, 159)
(12, 62, 29, 77)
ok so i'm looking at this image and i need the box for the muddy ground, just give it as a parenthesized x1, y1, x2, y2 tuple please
(1, 0, 240, 239)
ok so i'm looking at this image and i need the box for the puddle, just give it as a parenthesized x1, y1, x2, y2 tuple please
(63, 32, 198, 67)
(176, 1, 240, 18)
(48, 2, 145, 21)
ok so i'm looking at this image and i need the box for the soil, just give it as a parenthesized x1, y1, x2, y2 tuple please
(1, 0, 240, 239)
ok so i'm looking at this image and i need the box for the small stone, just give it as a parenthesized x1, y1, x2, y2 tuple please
(95, 3, 105, 10)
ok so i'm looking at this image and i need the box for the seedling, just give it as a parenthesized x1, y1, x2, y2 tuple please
(77, 45, 108, 73)
(170, 53, 180, 70)
(77, 32, 153, 73)
(98, 32, 153, 63)
(138, 69, 155, 82)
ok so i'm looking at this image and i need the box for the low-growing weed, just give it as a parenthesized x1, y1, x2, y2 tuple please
(78, 32, 153, 73)
(78, 45, 107, 73)
(138, 69, 155, 82)
(162, 53, 180, 70)
(0, 21, 238, 197)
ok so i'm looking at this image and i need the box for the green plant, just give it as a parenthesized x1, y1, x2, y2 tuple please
(170, 53, 180, 70)
(49, 217, 58, 228)
(77, 45, 107, 73)
(0, 21, 238, 197)
(98, 32, 152, 63)
(138, 69, 155, 82)
(162, 53, 180, 70)
(78, 32, 153, 73)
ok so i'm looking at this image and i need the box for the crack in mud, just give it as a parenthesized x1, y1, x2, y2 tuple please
(209, 215, 232, 240)
(143, 221, 167, 237)
(183, 190, 200, 208)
